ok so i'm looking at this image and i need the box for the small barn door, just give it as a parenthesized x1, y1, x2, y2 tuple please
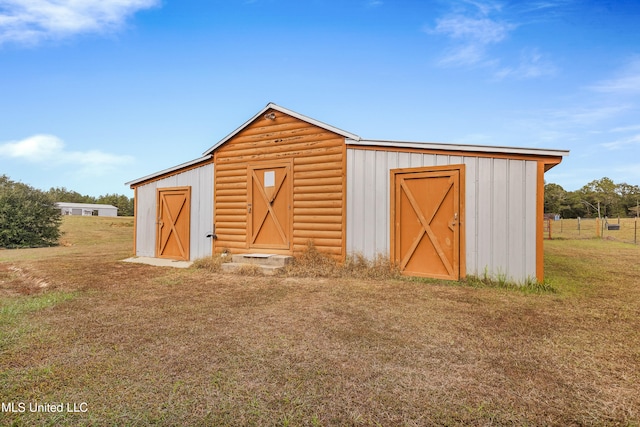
(391, 165, 464, 280)
(156, 187, 191, 261)
(248, 162, 292, 251)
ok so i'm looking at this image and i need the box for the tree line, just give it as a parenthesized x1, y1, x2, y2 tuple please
(545, 177, 640, 218)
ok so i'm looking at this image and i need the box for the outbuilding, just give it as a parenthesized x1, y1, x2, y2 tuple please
(126, 103, 568, 282)
(56, 202, 118, 217)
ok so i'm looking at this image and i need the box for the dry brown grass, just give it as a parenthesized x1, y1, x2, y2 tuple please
(1, 217, 639, 426)
(191, 253, 229, 273)
(284, 241, 400, 281)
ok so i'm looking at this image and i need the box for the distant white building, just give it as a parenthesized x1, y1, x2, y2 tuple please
(55, 202, 118, 217)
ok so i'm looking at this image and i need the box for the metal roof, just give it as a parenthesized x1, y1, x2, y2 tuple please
(55, 202, 118, 210)
(347, 138, 570, 158)
(125, 154, 212, 187)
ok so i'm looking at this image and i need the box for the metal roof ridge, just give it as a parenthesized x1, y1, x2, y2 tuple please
(348, 138, 570, 156)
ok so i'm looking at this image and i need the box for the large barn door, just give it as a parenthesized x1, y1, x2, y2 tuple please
(156, 187, 191, 261)
(248, 162, 292, 251)
(391, 166, 463, 280)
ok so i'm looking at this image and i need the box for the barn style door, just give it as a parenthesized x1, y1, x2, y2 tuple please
(247, 162, 292, 251)
(391, 166, 463, 280)
(156, 187, 191, 261)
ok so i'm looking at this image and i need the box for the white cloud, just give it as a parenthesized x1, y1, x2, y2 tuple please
(460, 0, 504, 16)
(0, 0, 160, 46)
(0, 134, 133, 175)
(610, 124, 640, 133)
(433, 14, 513, 45)
(426, 0, 516, 67)
(589, 58, 640, 95)
(601, 133, 640, 150)
(0, 134, 63, 158)
(494, 48, 557, 79)
(426, 0, 566, 78)
(549, 104, 633, 125)
(429, 13, 515, 67)
(613, 163, 640, 180)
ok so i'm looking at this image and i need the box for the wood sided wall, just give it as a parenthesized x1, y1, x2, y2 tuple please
(214, 108, 346, 258)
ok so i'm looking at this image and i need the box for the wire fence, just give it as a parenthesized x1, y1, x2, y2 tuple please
(545, 217, 639, 245)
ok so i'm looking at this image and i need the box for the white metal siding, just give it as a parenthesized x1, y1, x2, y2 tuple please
(346, 148, 538, 283)
(135, 164, 214, 261)
(96, 208, 118, 217)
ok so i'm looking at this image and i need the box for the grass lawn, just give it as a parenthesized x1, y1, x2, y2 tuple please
(1, 216, 639, 426)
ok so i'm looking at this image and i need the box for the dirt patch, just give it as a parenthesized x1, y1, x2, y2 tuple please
(0, 264, 52, 296)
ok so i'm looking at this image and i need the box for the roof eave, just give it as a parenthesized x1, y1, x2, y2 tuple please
(125, 154, 213, 188)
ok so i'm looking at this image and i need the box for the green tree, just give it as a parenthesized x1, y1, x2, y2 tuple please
(578, 177, 620, 217)
(544, 182, 567, 215)
(48, 187, 96, 204)
(0, 175, 62, 248)
(564, 191, 587, 218)
(616, 182, 640, 217)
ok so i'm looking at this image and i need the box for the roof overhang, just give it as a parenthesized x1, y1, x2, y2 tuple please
(126, 154, 213, 188)
(202, 102, 361, 155)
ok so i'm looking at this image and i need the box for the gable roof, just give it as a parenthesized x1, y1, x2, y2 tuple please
(202, 102, 361, 155)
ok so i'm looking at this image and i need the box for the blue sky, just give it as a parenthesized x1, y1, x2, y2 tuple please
(1, 0, 639, 197)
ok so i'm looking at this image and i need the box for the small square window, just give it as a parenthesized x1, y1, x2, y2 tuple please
(264, 171, 275, 187)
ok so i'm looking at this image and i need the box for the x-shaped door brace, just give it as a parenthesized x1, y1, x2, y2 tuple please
(159, 196, 187, 257)
(399, 177, 455, 276)
(251, 169, 288, 245)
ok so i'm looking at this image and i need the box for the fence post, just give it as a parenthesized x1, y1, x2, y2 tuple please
(596, 217, 600, 238)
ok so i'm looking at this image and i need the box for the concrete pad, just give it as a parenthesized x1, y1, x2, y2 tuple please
(121, 257, 193, 269)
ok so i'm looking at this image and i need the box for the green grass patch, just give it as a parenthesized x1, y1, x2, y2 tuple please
(403, 273, 558, 294)
(0, 291, 77, 350)
(544, 238, 640, 296)
(0, 291, 77, 320)
(460, 274, 557, 294)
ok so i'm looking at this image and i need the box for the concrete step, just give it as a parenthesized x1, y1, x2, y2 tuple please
(230, 253, 293, 267)
(221, 254, 294, 275)
(220, 262, 285, 276)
